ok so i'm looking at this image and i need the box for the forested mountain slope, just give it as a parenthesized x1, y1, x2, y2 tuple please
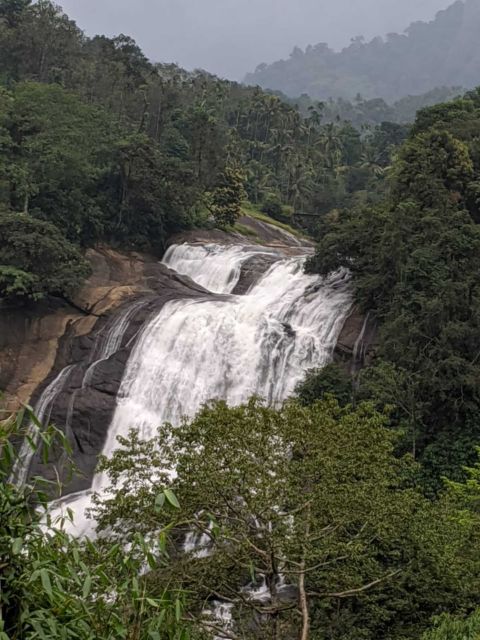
(307, 87, 480, 491)
(0, 0, 404, 304)
(245, 0, 480, 101)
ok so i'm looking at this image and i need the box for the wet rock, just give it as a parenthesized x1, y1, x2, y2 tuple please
(3, 246, 216, 492)
(335, 306, 378, 372)
(232, 253, 280, 295)
(169, 214, 312, 251)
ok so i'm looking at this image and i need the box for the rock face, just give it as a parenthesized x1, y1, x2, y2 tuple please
(1, 247, 207, 412)
(169, 215, 310, 250)
(335, 307, 378, 372)
(2, 245, 214, 492)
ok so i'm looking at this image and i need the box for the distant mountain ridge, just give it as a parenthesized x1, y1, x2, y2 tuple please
(245, 0, 480, 101)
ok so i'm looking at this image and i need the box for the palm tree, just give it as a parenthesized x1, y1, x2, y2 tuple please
(317, 123, 343, 170)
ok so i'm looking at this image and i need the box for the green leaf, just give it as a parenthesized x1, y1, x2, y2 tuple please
(175, 598, 182, 622)
(31, 620, 48, 640)
(158, 532, 167, 553)
(82, 575, 92, 599)
(40, 569, 53, 598)
(155, 492, 166, 511)
(146, 598, 160, 608)
(164, 489, 180, 509)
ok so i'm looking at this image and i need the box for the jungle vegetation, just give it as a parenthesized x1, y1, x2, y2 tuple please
(3, 1, 480, 639)
(0, 0, 403, 302)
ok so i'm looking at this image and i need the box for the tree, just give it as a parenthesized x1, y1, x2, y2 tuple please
(0, 211, 90, 301)
(391, 129, 474, 208)
(8, 82, 118, 244)
(208, 166, 246, 227)
(422, 612, 480, 640)
(0, 408, 193, 640)
(93, 399, 476, 639)
(295, 363, 353, 407)
(111, 134, 198, 253)
(307, 105, 480, 483)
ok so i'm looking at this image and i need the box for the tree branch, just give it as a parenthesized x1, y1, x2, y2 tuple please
(309, 570, 402, 600)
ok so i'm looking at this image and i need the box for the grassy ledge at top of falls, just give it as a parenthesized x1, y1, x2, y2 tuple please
(228, 203, 308, 244)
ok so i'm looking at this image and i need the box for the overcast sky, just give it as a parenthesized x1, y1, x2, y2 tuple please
(59, 0, 454, 80)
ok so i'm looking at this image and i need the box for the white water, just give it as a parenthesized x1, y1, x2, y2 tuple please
(106, 260, 350, 437)
(50, 243, 351, 535)
(82, 299, 149, 389)
(163, 243, 279, 294)
(10, 365, 76, 486)
(206, 601, 235, 640)
(12, 301, 148, 487)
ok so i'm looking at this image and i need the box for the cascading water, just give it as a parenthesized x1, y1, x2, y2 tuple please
(163, 243, 280, 294)
(82, 299, 149, 389)
(105, 255, 350, 440)
(52, 242, 351, 537)
(41, 241, 352, 636)
(10, 365, 77, 486)
(11, 300, 149, 487)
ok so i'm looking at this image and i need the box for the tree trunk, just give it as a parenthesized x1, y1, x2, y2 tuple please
(298, 562, 310, 640)
(298, 511, 311, 640)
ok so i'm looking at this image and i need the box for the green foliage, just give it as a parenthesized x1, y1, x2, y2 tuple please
(422, 611, 480, 640)
(0, 408, 193, 639)
(92, 398, 479, 639)
(307, 87, 480, 487)
(0, 211, 90, 300)
(260, 192, 293, 224)
(207, 166, 246, 227)
(295, 363, 353, 406)
(420, 461, 480, 637)
(391, 129, 474, 208)
(261, 192, 283, 218)
(246, 1, 480, 101)
(0, 0, 415, 265)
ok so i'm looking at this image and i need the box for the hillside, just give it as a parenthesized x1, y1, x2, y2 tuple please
(6, 2, 480, 639)
(0, 0, 409, 304)
(245, 0, 480, 101)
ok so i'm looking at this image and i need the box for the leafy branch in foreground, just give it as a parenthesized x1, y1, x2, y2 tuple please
(0, 407, 193, 640)
(93, 398, 480, 640)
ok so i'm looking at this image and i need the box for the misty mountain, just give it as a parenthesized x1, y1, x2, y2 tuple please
(245, 0, 480, 101)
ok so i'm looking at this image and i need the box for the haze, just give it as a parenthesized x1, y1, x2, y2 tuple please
(59, 0, 453, 80)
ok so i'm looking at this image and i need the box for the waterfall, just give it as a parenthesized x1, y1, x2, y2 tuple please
(10, 365, 76, 486)
(11, 300, 148, 487)
(163, 243, 281, 294)
(104, 258, 350, 442)
(82, 299, 149, 389)
(52, 243, 351, 535)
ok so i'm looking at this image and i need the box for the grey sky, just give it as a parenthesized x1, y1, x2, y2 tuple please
(59, 0, 454, 80)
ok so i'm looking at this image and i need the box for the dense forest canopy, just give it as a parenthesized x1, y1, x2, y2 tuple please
(0, 0, 406, 302)
(245, 0, 480, 101)
(284, 86, 462, 128)
(306, 86, 480, 491)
